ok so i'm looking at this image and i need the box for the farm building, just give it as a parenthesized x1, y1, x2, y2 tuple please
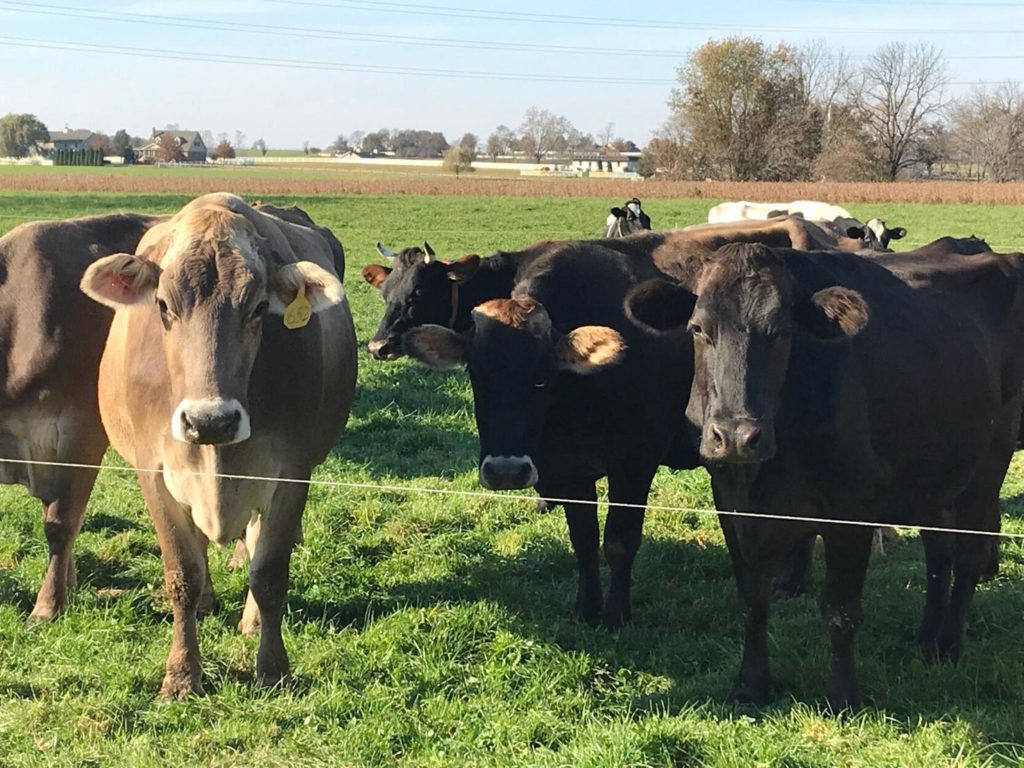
(43, 129, 96, 154)
(569, 149, 642, 175)
(137, 129, 208, 163)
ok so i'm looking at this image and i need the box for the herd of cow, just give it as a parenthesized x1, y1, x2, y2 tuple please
(0, 191, 1020, 710)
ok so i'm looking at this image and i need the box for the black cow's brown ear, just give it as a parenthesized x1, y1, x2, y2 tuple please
(403, 325, 470, 370)
(624, 279, 697, 333)
(362, 264, 392, 289)
(794, 286, 869, 340)
(447, 254, 481, 282)
(610, 207, 626, 219)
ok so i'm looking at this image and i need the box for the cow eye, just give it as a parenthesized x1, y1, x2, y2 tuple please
(687, 321, 711, 344)
(250, 301, 269, 322)
(157, 298, 173, 329)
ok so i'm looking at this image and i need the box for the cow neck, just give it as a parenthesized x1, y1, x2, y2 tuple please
(450, 256, 521, 332)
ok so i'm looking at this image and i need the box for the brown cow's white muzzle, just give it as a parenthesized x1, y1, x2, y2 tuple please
(172, 398, 252, 446)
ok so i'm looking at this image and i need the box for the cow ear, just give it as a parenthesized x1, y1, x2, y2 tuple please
(794, 286, 869, 340)
(624, 279, 697, 333)
(362, 263, 392, 289)
(846, 226, 866, 239)
(80, 253, 162, 309)
(610, 207, 626, 219)
(447, 254, 481, 282)
(554, 326, 627, 374)
(269, 261, 344, 315)
(890, 227, 907, 240)
(403, 325, 470, 370)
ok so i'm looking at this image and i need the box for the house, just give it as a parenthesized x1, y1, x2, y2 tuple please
(137, 129, 208, 164)
(45, 129, 96, 154)
(569, 148, 642, 175)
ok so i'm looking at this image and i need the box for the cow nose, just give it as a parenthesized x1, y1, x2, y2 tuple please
(703, 418, 773, 463)
(368, 337, 400, 360)
(479, 455, 539, 490)
(172, 399, 251, 446)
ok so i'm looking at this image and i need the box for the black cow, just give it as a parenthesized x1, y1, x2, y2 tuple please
(400, 243, 697, 627)
(626, 242, 1024, 708)
(604, 198, 652, 238)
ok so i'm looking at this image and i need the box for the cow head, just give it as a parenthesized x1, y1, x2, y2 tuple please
(626, 243, 868, 465)
(363, 241, 481, 360)
(401, 297, 626, 490)
(846, 219, 907, 251)
(605, 198, 652, 238)
(81, 204, 343, 446)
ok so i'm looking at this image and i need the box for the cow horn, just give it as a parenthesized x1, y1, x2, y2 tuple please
(376, 242, 397, 259)
(423, 241, 436, 264)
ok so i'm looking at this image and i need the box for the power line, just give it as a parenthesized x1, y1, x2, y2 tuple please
(0, 36, 674, 85)
(1, 2, 1022, 64)
(257, 0, 1024, 35)
(0, 36, 1016, 88)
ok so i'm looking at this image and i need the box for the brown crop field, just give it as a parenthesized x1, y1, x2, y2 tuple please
(3, 165, 1024, 203)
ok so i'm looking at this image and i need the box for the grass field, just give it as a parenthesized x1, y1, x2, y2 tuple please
(0, 192, 1023, 766)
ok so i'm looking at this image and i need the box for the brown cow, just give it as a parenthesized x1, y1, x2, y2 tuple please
(80, 193, 357, 698)
(0, 213, 166, 620)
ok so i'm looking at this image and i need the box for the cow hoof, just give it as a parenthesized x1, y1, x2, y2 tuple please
(534, 498, 552, 514)
(727, 681, 770, 707)
(238, 616, 261, 638)
(256, 668, 290, 689)
(28, 603, 62, 623)
(601, 604, 632, 630)
(159, 671, 204, 699)
(197, 592, 221, 620)
(227, 540, 249, 570)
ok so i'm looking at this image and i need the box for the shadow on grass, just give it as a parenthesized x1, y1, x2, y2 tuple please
(282, 519, 1024, 744)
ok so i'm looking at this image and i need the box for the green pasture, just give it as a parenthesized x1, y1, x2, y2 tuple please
(0, 192, 1022, 766)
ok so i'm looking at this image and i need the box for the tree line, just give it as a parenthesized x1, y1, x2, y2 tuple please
(645, 37, 1024, 182)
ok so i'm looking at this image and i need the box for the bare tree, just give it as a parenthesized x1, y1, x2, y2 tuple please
(157, 132, 184, 163)
(950, 82, 1024, 181)
(519, 107, 573, 163)
(798, 39, 855, 117)
(485, 125, 515, 159)
(857, 41, 948, 180)
(597, 122, 616, 148)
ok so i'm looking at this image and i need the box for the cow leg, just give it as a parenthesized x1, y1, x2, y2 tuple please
(227, 539, 249, 570)
(917, 529, 953, 662)
(773, 533, 815, 599)
(197, 552, 220, 619)
(238, 516, 262, 637)
(721, 517, 774, 706)
(30, 463, 100, 621)
(556, 483, 601, 625)
(248, 481, 307, 688)
(819, 525, 873, 711)
(138, 472, 207, 699)
(602, 468, 655, 629)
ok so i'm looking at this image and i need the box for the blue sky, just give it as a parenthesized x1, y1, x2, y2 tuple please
(1, 0, 1022, 149)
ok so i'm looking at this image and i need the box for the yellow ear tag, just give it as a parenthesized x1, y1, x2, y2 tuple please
(283, 284, 312, 330)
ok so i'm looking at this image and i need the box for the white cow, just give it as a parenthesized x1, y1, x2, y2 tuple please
(707, 200, 906, 250)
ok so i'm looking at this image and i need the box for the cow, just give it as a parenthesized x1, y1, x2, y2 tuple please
(604, 198, 652, 238)
(0, 212, 166, 621)
(625, 242, 1024, 708)
(706, 200, 907, 251)
(79, 193, 357, 698)
(364, 217, 870, 361)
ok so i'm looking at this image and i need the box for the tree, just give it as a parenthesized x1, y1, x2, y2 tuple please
(212, 139, 236, 160)
(635, 153, 657, 178)
(443, 145, 475, 176)
(361, 129, 390, 155)
(597, 122, 616, 148)
(485, 125, 515, 159)
(519, 107, 574, 163)
(658, 38, 819, 181)
(857, 41, 948, 180)
(252, 138, 268, 156)
(234, 130, 247, 151)
(157, 132, 184, 163)
(0, 113, 49, 158)
(950, 82, 1024, 181)
(459, 132, 479, 152)
(302, 140, 310, 155)
(330, 134, 350, 154)
(90, 133, 112, 155)
(391, 129, 448, 158)
(111, 129, 133, 156)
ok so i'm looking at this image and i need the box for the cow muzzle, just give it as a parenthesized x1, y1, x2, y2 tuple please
(368, 336, 402, 360)
(479, 455, 539, 491)
(172, 398, 252, 446)
(702, 418, 774, 464)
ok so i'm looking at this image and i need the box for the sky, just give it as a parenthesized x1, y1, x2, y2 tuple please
(1, 0, 1022, 150)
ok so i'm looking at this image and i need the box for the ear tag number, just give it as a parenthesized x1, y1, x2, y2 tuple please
(283, 284, 312, 330)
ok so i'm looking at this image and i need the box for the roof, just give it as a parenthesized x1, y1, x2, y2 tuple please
(154, 130, 205, 146)
(50, 130, 94, 142)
